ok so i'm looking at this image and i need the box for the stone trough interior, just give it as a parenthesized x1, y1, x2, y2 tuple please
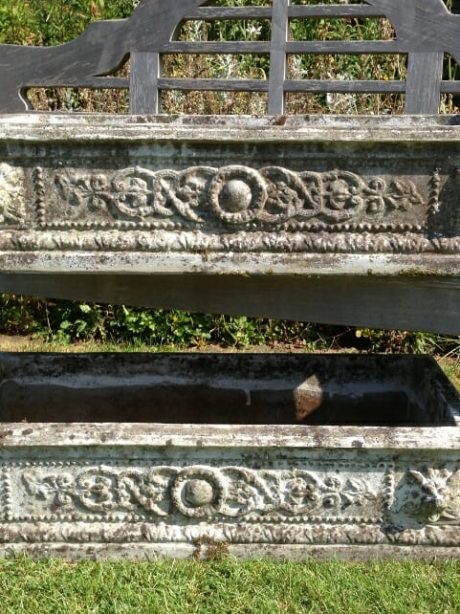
(0, 353, 457, 427)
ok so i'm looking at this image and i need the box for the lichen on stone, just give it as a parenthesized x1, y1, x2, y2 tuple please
(0, 163, 25, 225)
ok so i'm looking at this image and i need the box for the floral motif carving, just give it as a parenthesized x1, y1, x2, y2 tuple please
(0, 163, 25, 226)
(322, 172, 423, 223)
(18, 463, 389, 523)
(171, 468, 226, 519)
(282, 473, 377, 515)
(1, 460, 460, 551)
(209, 167, 268, 224)
(50, 165, 425, 230)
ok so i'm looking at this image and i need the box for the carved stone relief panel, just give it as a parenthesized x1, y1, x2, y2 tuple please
(0, 457, 458, 549)
(43, 165, 428, 231)
(0, 157, 459, 254)
(10, 460, 393, 524)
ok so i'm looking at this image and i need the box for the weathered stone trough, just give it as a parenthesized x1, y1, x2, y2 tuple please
(1, 114, 460, 334)
(0, 352, 458, 560)
(0, 0, 460, 559)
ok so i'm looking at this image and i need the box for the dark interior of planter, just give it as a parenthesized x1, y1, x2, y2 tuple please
(0, 382, 422, 426)
(0, 353, 457, 427)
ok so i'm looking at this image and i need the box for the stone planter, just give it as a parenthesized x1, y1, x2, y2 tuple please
(0, 352, 458, 560)
(0, 114, 460, 334)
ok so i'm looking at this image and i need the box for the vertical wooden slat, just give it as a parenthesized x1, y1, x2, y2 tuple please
(405, 52, 444, 114)
(130, 51, 160, 114)
(268, 0, 289, 115)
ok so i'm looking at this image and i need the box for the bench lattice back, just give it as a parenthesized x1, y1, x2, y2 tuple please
(1, 0, 460, 114)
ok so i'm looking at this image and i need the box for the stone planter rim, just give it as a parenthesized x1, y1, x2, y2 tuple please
(1, 113, 460, 144)
(1, 423, 458, 450)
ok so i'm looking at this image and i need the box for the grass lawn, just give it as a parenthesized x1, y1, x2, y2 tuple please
(0, 558, 458, 614)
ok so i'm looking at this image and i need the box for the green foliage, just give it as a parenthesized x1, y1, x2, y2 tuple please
(0, 295, 457, 356)
(355, 328, 439, 355)
(0, 0, 135, 45)
(0, 295, 328, 349)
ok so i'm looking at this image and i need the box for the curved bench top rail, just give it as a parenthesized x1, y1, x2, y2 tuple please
(1, 0, 460, 115)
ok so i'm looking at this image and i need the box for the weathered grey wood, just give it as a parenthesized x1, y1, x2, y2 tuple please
(162, 41, 270, 54)
(268, 0, 288, 115)
(22, 77, 129, 89)
(185, 6, 386, 20)
(2, 271, 460, 336)
(441, 81, 460, 93)
(184, 7, 273, 20)
(163, 40, 405, 55)
(0, 0, 459, 114)
(284, 41, 406, 54)
(158, 78, 268, 92)
(405, 52, 444, 114)
(130, 51, 160, 114)
(284, 80, 405, 94)
(287, 6, 386, 18)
